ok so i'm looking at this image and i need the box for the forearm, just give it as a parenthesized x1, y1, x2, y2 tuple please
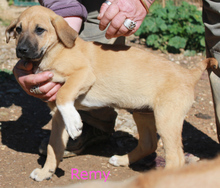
(38, 0, 87, 21)
(38, 0, 84, 32)
(64, 17, 83, 32)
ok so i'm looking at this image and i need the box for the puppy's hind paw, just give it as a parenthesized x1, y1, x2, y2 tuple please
(109, 155, 129, 167)
(30, 168, 53, 182)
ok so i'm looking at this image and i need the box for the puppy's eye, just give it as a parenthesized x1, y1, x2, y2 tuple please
(16, 27, 22, 34)
(35, 27, 45, 35)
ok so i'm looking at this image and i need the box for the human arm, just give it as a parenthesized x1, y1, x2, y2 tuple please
(39, 0, 86, 32)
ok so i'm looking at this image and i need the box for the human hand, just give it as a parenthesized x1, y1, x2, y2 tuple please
(98, 0, 148, 39)
(13, 60, 62, 102)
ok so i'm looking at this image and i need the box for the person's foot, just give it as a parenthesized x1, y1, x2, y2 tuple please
(39, 123, 111, 158)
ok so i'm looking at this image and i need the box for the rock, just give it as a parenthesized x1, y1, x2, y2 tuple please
(195, 113, 212, 120)
(184, 153, 200, 164)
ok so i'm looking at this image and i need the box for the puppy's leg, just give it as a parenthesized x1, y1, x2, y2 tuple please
(154, 104, 187, 168)
(30, 109, 69, 181)
(30, 69, 95, 181)
(109, 111, 157, 166)
(56, 68, 96, 140)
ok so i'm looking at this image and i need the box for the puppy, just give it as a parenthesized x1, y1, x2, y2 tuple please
(5, 6, 217, 181)
(67, 156, 220, 188)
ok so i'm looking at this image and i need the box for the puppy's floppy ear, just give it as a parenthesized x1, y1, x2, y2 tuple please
(5, 19, 18, 43)
(51, 16, 78, 48)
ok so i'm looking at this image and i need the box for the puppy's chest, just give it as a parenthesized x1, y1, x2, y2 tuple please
(75, 94, 109, 111)
(74, 89, 149, 111)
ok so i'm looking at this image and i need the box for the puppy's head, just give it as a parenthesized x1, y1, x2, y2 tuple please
(5, 6, 78, 61)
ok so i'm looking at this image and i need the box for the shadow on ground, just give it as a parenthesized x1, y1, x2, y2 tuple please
(0, 72, 51, 154)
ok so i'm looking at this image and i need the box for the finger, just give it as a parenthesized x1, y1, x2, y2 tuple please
(105, 13, 127, 39)
(23, 71, 53, 87)
(128, 21, 142, 35)
(98, 1, 112, 20)
(47, 93, 57, 102)
(40, 83, 62, 102)
(37, 81, 59, 94)
(99, 4, 119, 31)
(42, 93, 56, 103)
(14, 60, 33, 71)
(113, 20, 142, 38)
(46, 84, 62, 102)
(13, 65, 32, 82)
(113, 29, 132, 38)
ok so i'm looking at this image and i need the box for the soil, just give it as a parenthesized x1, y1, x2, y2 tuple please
(1, 6, 220, 188)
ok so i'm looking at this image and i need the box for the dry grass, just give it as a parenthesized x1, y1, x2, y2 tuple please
(0, 6, 26, 26)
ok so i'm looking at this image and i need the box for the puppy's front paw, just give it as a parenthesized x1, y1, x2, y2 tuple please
(30, 168, 53, 181)
(57, 103, 83, 140)
(65, 118, 83, 140)
(109, 155, 129, 167)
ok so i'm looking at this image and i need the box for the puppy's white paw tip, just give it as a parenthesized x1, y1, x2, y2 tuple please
(67, 128, 82, 139)
(30, 168, 41, 181)
(109, 156, 120, 167)
(30, 168, 53, 182)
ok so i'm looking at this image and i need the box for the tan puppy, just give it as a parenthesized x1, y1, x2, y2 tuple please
(5, 6, 217, 181)
(68, 156, 220, 188)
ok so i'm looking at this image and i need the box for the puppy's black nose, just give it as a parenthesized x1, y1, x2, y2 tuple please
(17, 46, 28, 54)
(16, 44, 30, 58)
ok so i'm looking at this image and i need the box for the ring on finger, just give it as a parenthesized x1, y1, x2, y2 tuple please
(30, 85, 42, 95)
(104, 0, 112, 6)
(124, 19, 137, 30)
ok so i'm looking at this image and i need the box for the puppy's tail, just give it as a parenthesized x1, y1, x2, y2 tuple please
(191, 57, 218, 77)
(201, 57, 218, 71)
(189, 58, 218, 86)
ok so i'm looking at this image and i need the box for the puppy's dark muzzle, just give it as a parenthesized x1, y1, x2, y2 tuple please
(16, 45, 29, 58)
(16, 37, 43, 61)
(16, 46, 42, 61)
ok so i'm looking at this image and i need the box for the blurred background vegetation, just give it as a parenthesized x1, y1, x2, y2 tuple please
(157, 0, 202, 7)
(135, 0, 205, 54)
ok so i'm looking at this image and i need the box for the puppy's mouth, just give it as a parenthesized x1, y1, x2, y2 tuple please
(16, 49, 44, 62)
(16, 38, 46, 62)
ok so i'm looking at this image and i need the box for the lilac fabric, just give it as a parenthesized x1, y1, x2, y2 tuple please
(38, 0, 88, 21)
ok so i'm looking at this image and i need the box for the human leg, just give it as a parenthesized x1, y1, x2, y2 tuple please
(203, 0, 220, 142)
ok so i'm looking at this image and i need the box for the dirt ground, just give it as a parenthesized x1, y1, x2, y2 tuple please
(1, 6, 220, 188)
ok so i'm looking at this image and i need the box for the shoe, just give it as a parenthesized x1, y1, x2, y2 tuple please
(39, 123, 111, 158)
